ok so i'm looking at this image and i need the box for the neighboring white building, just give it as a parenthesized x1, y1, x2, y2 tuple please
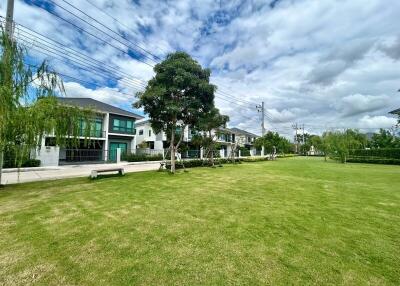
(34, 97, 143, 166)
(135, 120, 259, 158)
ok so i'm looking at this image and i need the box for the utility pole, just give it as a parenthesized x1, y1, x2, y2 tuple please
(292, 123, 299, 154)
(5, 0, 15, 37)
(256, 101, 265, 136)
(256, 101, 265, 156)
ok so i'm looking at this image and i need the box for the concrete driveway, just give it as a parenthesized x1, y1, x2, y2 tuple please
(1, 161, 161, 185)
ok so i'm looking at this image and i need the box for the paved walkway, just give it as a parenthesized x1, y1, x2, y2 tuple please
(1, 161, 161, 185)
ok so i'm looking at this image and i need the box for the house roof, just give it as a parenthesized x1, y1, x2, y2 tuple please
(57, 97, 143, 119)
(389, 108, 400, 115)
(136, 118, 151, 125)
(229, 127, 259, 137)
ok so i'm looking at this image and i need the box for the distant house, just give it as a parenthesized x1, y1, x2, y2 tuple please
(229, 128, 258, 150)
(135, 121, 259, 158)
(34, 97, 143, 166)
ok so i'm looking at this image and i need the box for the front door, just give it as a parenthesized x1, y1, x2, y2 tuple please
(109, 142, 127, 162)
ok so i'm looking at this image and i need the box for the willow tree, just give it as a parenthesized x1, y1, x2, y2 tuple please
(0, 30, 91, 186)
(134, 52, 215, 173)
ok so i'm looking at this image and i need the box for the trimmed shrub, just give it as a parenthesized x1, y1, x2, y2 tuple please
(166, 158, 242, 170)
(349, 148, 400, 159)
(123, 153, 163, 162)
(21, 159, 41, 167)
(343, 148, 400, 165)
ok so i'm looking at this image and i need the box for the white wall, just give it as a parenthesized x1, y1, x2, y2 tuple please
(33, 146, 60, 167)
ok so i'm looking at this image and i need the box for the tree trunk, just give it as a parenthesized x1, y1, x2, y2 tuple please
(0, 151, 3, 186)
(170, 129, 175, 173)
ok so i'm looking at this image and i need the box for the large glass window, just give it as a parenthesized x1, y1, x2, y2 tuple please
(79, 118, 103, 137)
(112, 118, 135, 133)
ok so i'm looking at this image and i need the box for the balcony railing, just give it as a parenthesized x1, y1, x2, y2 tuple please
(78, 129, 106, 138)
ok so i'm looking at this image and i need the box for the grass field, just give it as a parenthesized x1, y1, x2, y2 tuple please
(1, 157, 399, 285)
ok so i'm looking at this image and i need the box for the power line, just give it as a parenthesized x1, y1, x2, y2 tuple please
(16, 32, 146, 90)
(25, 61, 137, 97)
(58, 0, 161, 62)
(29, 1, 270, 117)
(83, 0, 171, 56)
(16, 35, 145, 91)
(29, 0, 155, 68)
(9, 20, 147, 86)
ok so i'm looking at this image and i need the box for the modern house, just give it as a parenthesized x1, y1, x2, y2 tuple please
(135, 120, 259, 158)
(34, 97, 143, 166)
(229, 127, 259, 155)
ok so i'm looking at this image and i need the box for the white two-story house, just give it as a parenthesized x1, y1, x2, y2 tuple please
(34, 97, 143, 166)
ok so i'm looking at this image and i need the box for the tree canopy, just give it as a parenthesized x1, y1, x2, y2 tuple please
(134, 52, 216, 172)
(254, 131, 293, 154)
(369, 129, 400, 149)
(191, 107, 229, 166)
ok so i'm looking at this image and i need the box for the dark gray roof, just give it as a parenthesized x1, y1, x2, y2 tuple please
(57, 97, 143, 119)
(389, 108, 400, 115)
(229, 127, 259, 137)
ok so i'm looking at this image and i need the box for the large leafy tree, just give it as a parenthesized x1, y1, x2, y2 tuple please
(191, 107, 229, 167)
(134, 52, 215, 173)
(254, 131, 293, 155)
(0, 30, 91, 185)
(369, 129, 400, 148)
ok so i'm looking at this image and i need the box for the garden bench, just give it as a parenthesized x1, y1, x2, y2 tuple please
(90, 168, 124, 179)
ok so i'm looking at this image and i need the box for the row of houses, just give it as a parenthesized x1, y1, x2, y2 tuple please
(34, 97, 259, 167)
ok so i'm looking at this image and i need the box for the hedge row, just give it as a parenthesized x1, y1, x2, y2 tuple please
(346, 148, 400, 165)
(122, 153, 163, 162)
(165, 156, 277, 170)
(347, 156, 400, 165)
(349, 148, 400, 159)
(3, 158, 41, 168)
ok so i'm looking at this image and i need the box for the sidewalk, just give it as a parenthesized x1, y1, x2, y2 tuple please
(1, 161, 161, 185)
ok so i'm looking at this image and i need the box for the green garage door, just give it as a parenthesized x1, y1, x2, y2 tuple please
(109, 142, 127, 162)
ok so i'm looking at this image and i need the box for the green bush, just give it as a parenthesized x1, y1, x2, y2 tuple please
(21, 159, 41, 167)
(346, 157, 400, 165)
(239, 147, 251, 157)
(122, 153, 163, 162)
(3, 158, 41, 168)
(349, 148, 400, 159)
(346, 148, 400, 165)
(166, 158, 242, 170)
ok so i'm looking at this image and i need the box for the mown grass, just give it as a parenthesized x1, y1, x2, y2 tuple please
(0, 157, 399, 285)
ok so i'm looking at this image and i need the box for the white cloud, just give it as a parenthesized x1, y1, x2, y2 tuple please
(334, 94, 390, 117)
(5, 0, 400, 137)
(358, 115, 397, 129)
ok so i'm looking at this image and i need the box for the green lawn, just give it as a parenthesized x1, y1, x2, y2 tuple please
(1, 157, 399, 285)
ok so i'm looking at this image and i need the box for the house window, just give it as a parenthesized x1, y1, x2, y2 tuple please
(149, 130, 151, 137)
(139, 129, 144, 135)
(79, 118, 103, 137)
(112, 118, 134, 133)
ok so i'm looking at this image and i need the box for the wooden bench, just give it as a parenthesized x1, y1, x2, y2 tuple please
(90, 168, 124, 179)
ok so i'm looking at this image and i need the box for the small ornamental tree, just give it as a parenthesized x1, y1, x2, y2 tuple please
(192, 107, 229, 167)
(134, 52, 215, 173)
(0, 30, 91, 185)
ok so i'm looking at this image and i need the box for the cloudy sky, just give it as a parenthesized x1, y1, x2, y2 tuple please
(1, 0, 400, 137)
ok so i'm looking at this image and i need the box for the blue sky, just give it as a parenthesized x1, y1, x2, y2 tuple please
(1, 0, 400, 137)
